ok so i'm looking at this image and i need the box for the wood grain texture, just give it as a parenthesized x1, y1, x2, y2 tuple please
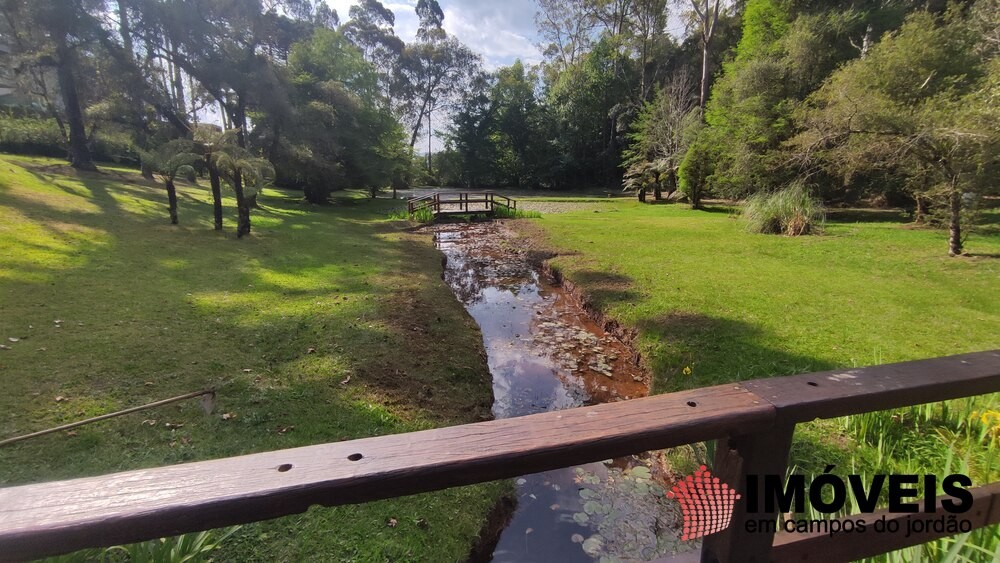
(700, 423, 795, 563)
(0, 385, 772, 560)
(771, 482, 1000, 562)
(3, 351, 998, 560)
(742, 351, 1000, 423)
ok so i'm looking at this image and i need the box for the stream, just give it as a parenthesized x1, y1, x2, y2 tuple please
(433, 222, 696, 562)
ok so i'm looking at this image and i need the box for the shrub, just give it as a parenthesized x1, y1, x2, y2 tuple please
(387, 206, 435, 223)
(742, 182, 825, 235)
(678, 137, 714, 208)
(0, 115, 139, 164)
(493, 205, 541, 219)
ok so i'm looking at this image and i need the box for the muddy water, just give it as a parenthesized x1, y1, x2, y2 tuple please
(433, 222, 693, 562)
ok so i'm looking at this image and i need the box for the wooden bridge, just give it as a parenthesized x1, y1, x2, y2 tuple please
(1, 351, 999, 561)
(407, 191, 518, 218)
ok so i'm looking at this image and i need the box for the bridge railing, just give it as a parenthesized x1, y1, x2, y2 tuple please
(1, 351, 998, 561)
(406, 192, 517, 216)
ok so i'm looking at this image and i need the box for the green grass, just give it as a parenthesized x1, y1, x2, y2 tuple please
(492, 205, 541, 219)
(519, 200, 1000, 390)
(0, 155, 506, 561)
(517, 199, 1000, 492)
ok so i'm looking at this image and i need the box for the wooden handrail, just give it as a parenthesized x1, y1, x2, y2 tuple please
(770, 482, 1000, 562)
(0, 351, 997, 560)
(0, 385, 771, 559)
(404, 192, 518, 218)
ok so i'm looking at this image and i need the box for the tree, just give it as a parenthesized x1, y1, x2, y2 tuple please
(492, 61, 546, 187)
(202, 129, 274, 238)
(194, 127, 230, 230)
(395, 13, 480, 154)
(274, 27, 406, 202)
(792, 10, 998, 256)
(545, 36, 635, 187)
(343, 0, 404, 104)
(623, 69, 699, 200)
(684, 0, 732, 109)
(140, 139, 199, 224)
(535, 0, 597, 74)
(1, 0, 98, 170)
(445, 73, 497, 188)
(629, 0, 672, 102)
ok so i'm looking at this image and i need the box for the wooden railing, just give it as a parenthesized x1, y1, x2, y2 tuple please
(1, 351, 998, 561)
(406, 192, 517, 217)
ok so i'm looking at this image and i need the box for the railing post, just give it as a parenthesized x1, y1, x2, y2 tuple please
(701, 422, 795, 563)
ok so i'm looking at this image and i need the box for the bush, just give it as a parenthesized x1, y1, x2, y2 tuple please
(742, 183, 825, 235)
(678, 137, 714, 208)
(493, 205, 541, 219)
(0, 115, 139, 164)
(0, 115, 66, 157)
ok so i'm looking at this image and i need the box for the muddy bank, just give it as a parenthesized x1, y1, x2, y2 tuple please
(432, 221, 694, 562)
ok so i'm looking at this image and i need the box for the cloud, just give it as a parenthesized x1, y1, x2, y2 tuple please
(322, 0, 542, 69)
(442, 3, 542, 69)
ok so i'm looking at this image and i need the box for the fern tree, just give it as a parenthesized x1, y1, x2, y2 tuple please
(207, 132, 275, 238)
(622, 71, 700, 202)
(194, 128, 232, 231)
(140, 140, 200, 225)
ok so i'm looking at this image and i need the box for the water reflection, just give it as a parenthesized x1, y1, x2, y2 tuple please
(433, 221, 695, 562)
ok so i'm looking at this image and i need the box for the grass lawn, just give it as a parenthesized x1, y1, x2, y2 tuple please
(0, 155, 505, 561)
(519, 200, 1000, 388)
(515, 199, 1000, 488)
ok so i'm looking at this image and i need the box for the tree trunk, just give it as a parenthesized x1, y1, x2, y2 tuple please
(699, 40, 710, 109)
(653, 184, 662, 200)
(948, 186, 962, 257)
(915, 195, 930, 223)
(117, 0, 134, 63)
(54, 33, 96, 171)
(638, 187, 646, 203)
(234, 171, 251, 238)
(233, 97, 253, 235)
(165, 178, 178, 224)
(426, 111, 432, 174)
(209, 164, 223, 230)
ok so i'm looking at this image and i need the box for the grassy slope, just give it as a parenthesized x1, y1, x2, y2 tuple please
(0, 155, 504, 561)
(523, 201, 999, 388)
(517, 200, 1000, 482)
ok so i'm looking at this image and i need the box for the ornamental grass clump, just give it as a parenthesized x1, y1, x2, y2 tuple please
(743, 183, 825, 236)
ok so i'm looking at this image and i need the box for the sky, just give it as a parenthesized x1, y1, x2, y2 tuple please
(323, 0, 545, 69)
(320, 0, 689, 152)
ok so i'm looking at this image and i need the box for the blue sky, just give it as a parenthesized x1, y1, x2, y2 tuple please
(324, 0, 545, 69)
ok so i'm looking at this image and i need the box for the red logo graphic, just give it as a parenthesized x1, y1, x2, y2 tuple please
(667, 465, 741, 541)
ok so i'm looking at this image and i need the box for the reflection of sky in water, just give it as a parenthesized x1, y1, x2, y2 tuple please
(468, 284, 586, 418)
(433, 223, 685, 562)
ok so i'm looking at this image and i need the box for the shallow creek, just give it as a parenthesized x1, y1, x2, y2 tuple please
(432, 222, 694, 562)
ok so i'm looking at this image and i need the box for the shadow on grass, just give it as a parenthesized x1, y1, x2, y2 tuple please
(698, 204, 739, 215)
(826, 208, 912, 224)
(634, 312, 836, 393)
(560, 269, 641, 308)
(0, 163, 494, 489)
